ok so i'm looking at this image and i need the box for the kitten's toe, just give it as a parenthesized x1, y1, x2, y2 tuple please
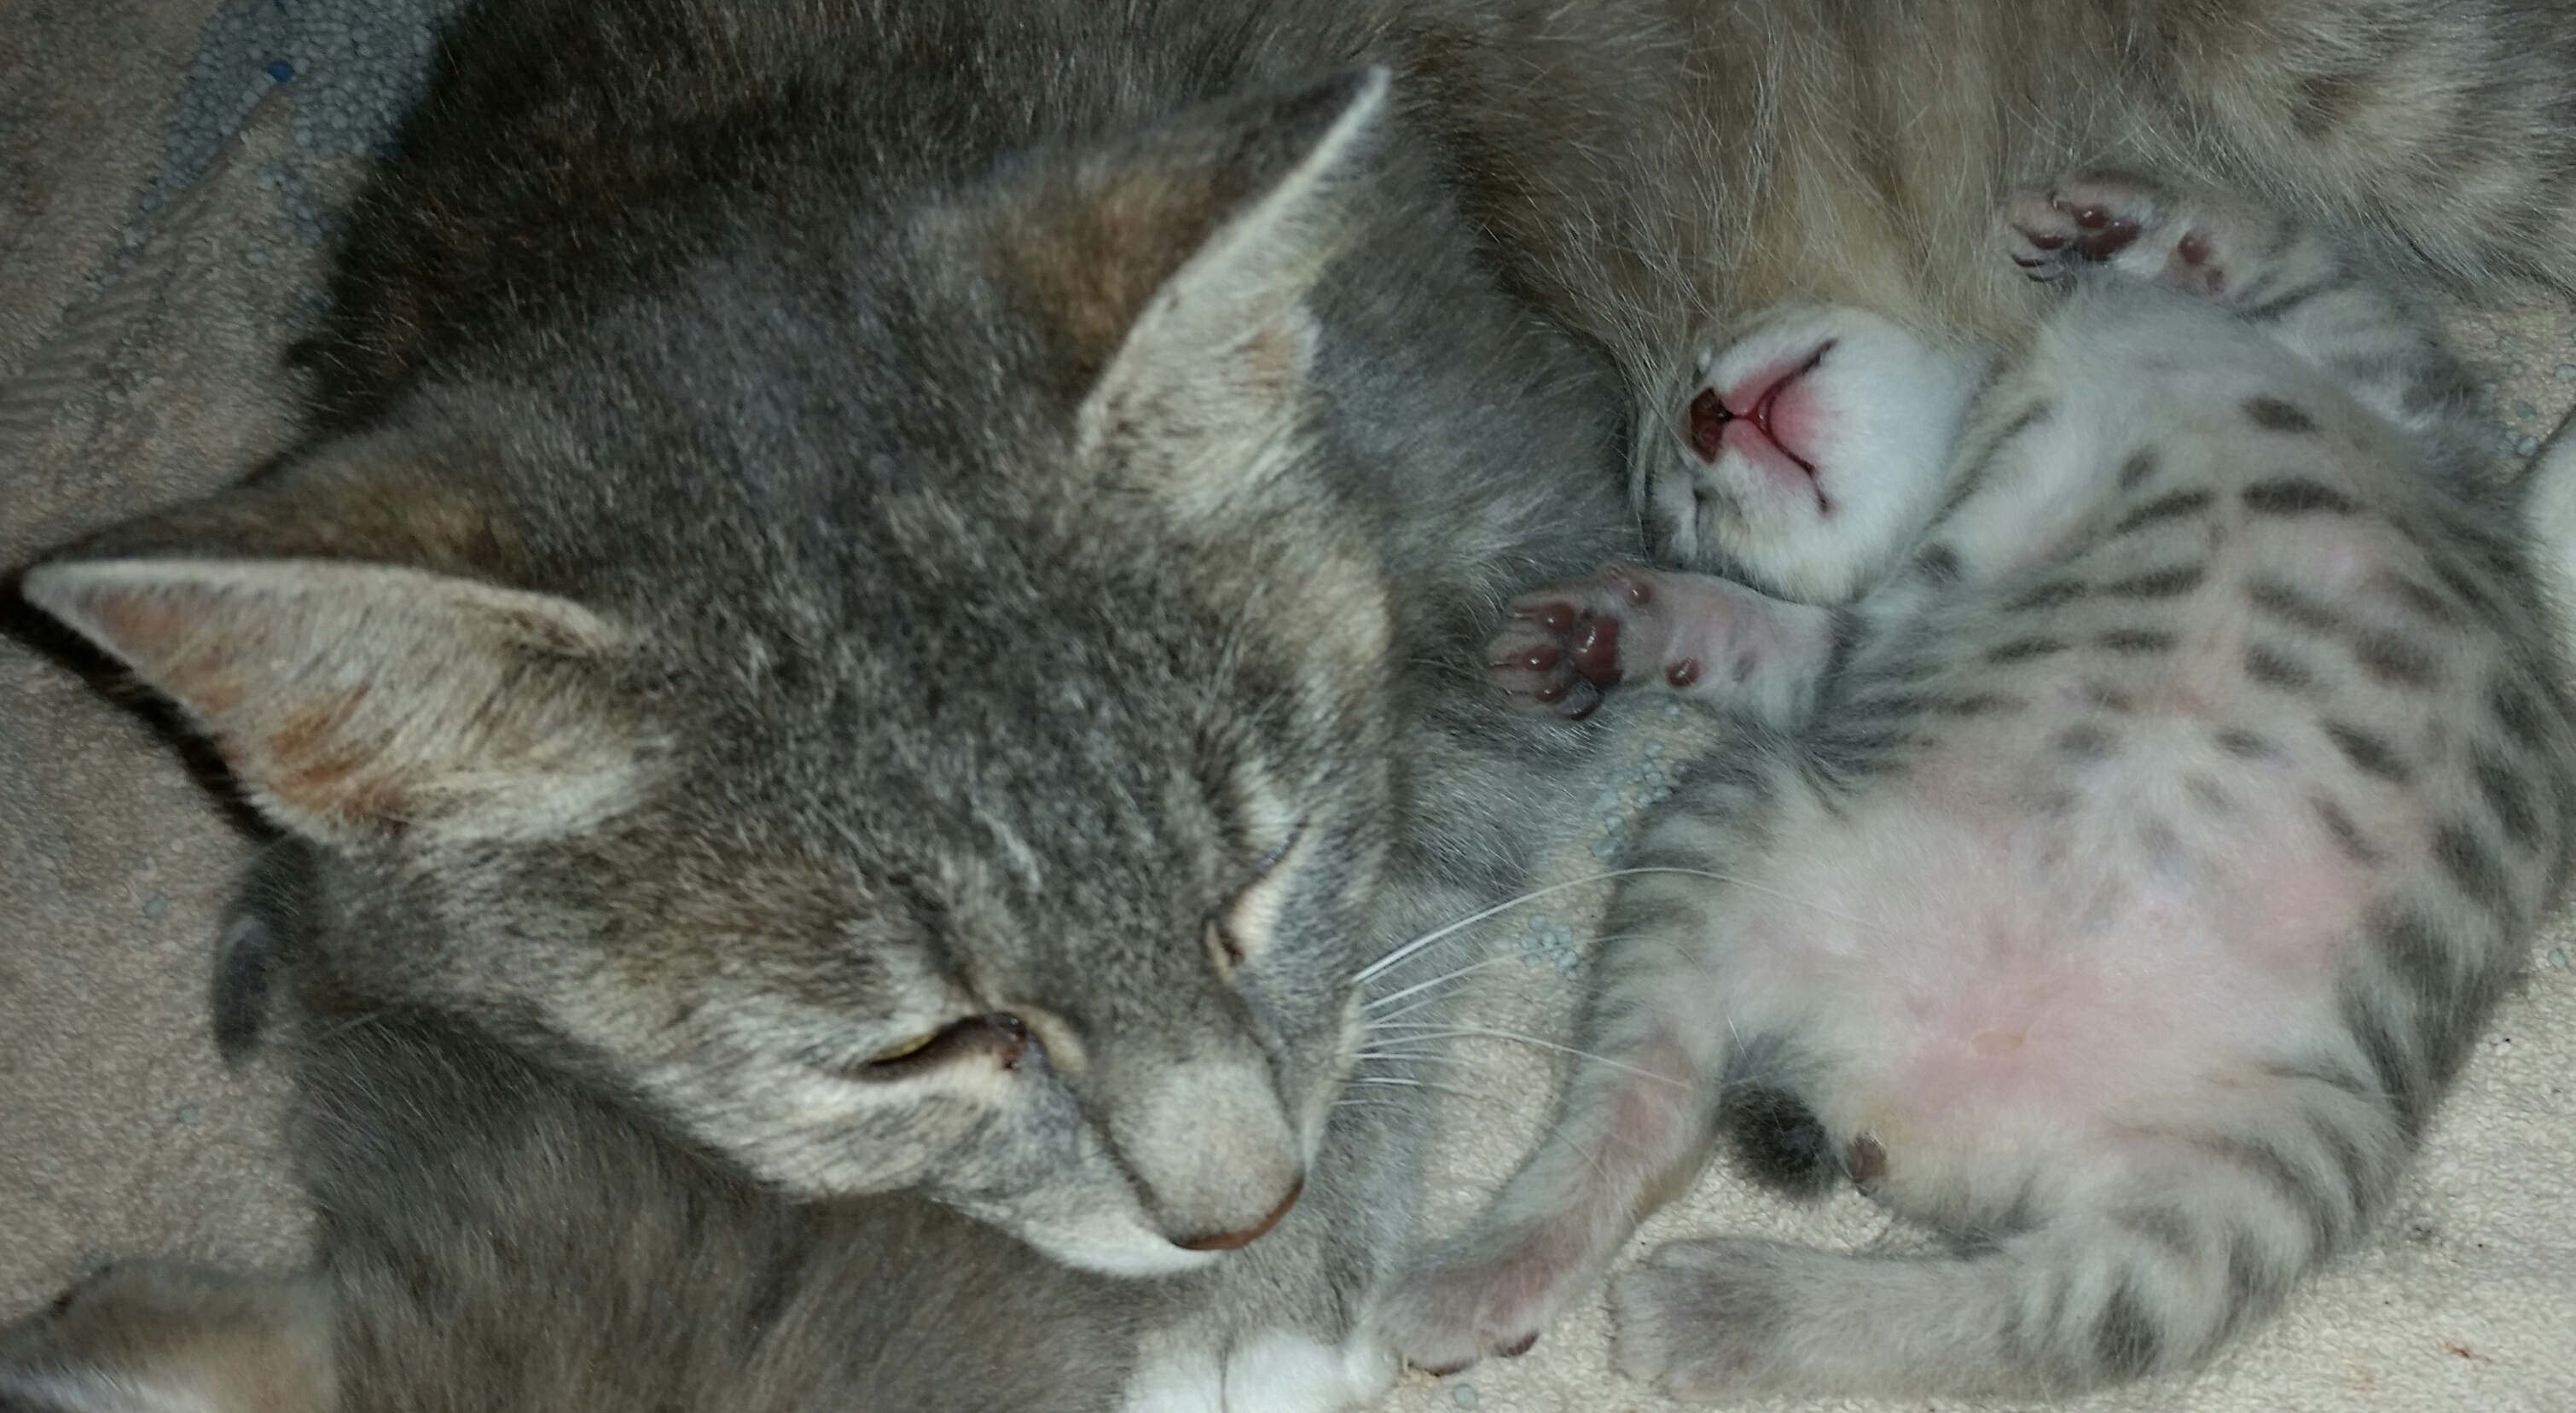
(1488, 617, 1603, 720)
(1609, 1239, 1796, 1398)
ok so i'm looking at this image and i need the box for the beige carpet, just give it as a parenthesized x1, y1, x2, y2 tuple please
(3, 3, 2572, 1409)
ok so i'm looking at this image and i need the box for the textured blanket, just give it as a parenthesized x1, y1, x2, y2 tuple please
(3, 3, 2571, 1409)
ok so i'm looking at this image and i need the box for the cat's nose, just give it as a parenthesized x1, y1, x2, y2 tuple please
(1174, 1177, 1303, 1251)
(1108, 1059, 1306, 1252)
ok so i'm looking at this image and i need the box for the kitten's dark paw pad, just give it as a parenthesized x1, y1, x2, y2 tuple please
(1373, 1234, 1582, 1377)
(2003, 172, 2273, 300)
(1610, 1239, 1796, 1398)
(1490, 564, 1658, 719)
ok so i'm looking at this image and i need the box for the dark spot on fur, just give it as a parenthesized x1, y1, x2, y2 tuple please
(1940, 692, 2022, 717)
(2242, 479, 2358, 515)
(1913, 544, 1962, 584)
(2099, 627, 2176, 654)
(2247, 579, 2340, 631)
(2094, 1278, 2162, 1378)
(2339, 978, 2425, 1143)
(2006, 579, 2087, 611)
(2372, 905, 2456, 1015)
(2242, 397, 2319, 433)
(2378, 574, 2460, 625)
(2058, 724, 2115, 759)
(2487, 673, 2555, 748)
(2431, 820, 2510, 916)
(2352, 631, 2438, 689)
(2196, 1135, 2335, 1252)
(2324, 722, 2408, 782)
(2186, 774, 2231, 811)
(2243, 643, 2317, 692)
(2111, 489, 2215, 537)
(2313, 794, 2380, 864)
(2102, 566, 2204, 599)
(2118, 447, 2160, 489)
(2471, 746, 2539, 846)
(1988, 636, 2069, 664)
(2217, 728, 2272, 759)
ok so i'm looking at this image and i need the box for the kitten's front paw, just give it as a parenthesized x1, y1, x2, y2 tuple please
(1609, 1238, 1797, 1398)
(2001, 172, 2275, 302)
(1489, 564, 1697, 720)
(1371, 1225, 1592, 1375)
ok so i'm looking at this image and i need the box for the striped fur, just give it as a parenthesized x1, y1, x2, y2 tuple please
(1381, 173, 2576, 1398)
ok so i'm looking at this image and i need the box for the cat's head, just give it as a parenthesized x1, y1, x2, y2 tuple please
(20, 70, 1437, 1276)
(1633, 305, 1991, 603)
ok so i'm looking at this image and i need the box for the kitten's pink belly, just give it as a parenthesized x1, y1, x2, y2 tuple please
(1710, 715, 2375, 1192)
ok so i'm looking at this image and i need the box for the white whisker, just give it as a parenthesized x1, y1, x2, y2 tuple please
(1351, 865, 1883, 988)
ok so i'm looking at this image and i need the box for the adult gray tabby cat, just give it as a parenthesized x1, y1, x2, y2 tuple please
(1387, 171, 2576, 1398)
(11, 0, 2576, 1407)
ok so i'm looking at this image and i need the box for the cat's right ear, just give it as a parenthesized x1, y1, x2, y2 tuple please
(998, 67, 1395, 518)
(20, 554, 651, 848)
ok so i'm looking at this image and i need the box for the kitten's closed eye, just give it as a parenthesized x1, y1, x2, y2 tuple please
(846, 1013, 1032, 1080)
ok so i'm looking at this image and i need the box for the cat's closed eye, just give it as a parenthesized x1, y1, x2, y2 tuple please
(847, 1013, 1032, 1080)
(1211, 824, 1312, 980)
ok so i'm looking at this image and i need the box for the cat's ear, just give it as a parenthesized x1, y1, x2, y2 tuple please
(1063, 67, 1391, 512)
(20, 556, 648, 846)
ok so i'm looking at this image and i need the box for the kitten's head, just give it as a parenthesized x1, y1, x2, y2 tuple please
(1633, 304, 1990, 603)
(20, 70, 1456, 1276)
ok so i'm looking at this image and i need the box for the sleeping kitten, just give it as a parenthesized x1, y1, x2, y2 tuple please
(1379, 171, 2576, 1398)
(0, 846, 1137, 1413)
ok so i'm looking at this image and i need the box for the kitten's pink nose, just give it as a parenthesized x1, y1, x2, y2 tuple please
(1175, 1178, 1304, 1252)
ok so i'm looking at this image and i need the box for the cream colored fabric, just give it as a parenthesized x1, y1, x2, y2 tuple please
(2, 7, 2571, 1408)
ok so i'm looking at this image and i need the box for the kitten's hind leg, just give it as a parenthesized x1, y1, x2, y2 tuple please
(1487, 564, 1839, 727)
(1611, 1085, 2399, 1399)
(1372, 864, 1741, 1375)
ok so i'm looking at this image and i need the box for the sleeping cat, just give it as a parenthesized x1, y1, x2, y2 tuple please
(1380, 171, 2576, 1398)
(19, 0, 2576, 1407)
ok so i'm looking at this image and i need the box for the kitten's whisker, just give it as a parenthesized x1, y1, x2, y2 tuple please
(1366, 956, 1516, 1011)
(1366, 1022, 1695, 1089)
(1353, 865, 1885, 988)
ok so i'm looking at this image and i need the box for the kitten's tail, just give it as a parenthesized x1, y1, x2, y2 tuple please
(1610, 1081, 2401, 1398)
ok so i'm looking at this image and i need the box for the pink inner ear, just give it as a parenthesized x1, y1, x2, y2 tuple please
(1687, 387, 1729, 462)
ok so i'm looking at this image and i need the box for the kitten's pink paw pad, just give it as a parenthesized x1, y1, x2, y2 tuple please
(1609, 1239, 1796, 1398)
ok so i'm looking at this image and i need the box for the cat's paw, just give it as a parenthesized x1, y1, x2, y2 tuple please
(1489, 564, 1702, 720)
(2001, 172, 2277, 301)
(1608, 1238, 1798, 1398)
(1371, 1224, 1593, 1375)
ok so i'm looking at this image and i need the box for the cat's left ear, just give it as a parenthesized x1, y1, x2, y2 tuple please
(20, 555, 648, 847)
(1066, 67, 1390, 515)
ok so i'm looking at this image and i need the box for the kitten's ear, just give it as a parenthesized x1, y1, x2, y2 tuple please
(1065, 67, 1391, 511)
(21, 557, 647, 845)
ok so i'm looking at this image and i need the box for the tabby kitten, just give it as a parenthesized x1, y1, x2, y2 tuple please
(1380, 172, 2576, 1398)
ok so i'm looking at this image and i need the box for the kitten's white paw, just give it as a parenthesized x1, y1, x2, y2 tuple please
(1122, 1329, 1395, 1413)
